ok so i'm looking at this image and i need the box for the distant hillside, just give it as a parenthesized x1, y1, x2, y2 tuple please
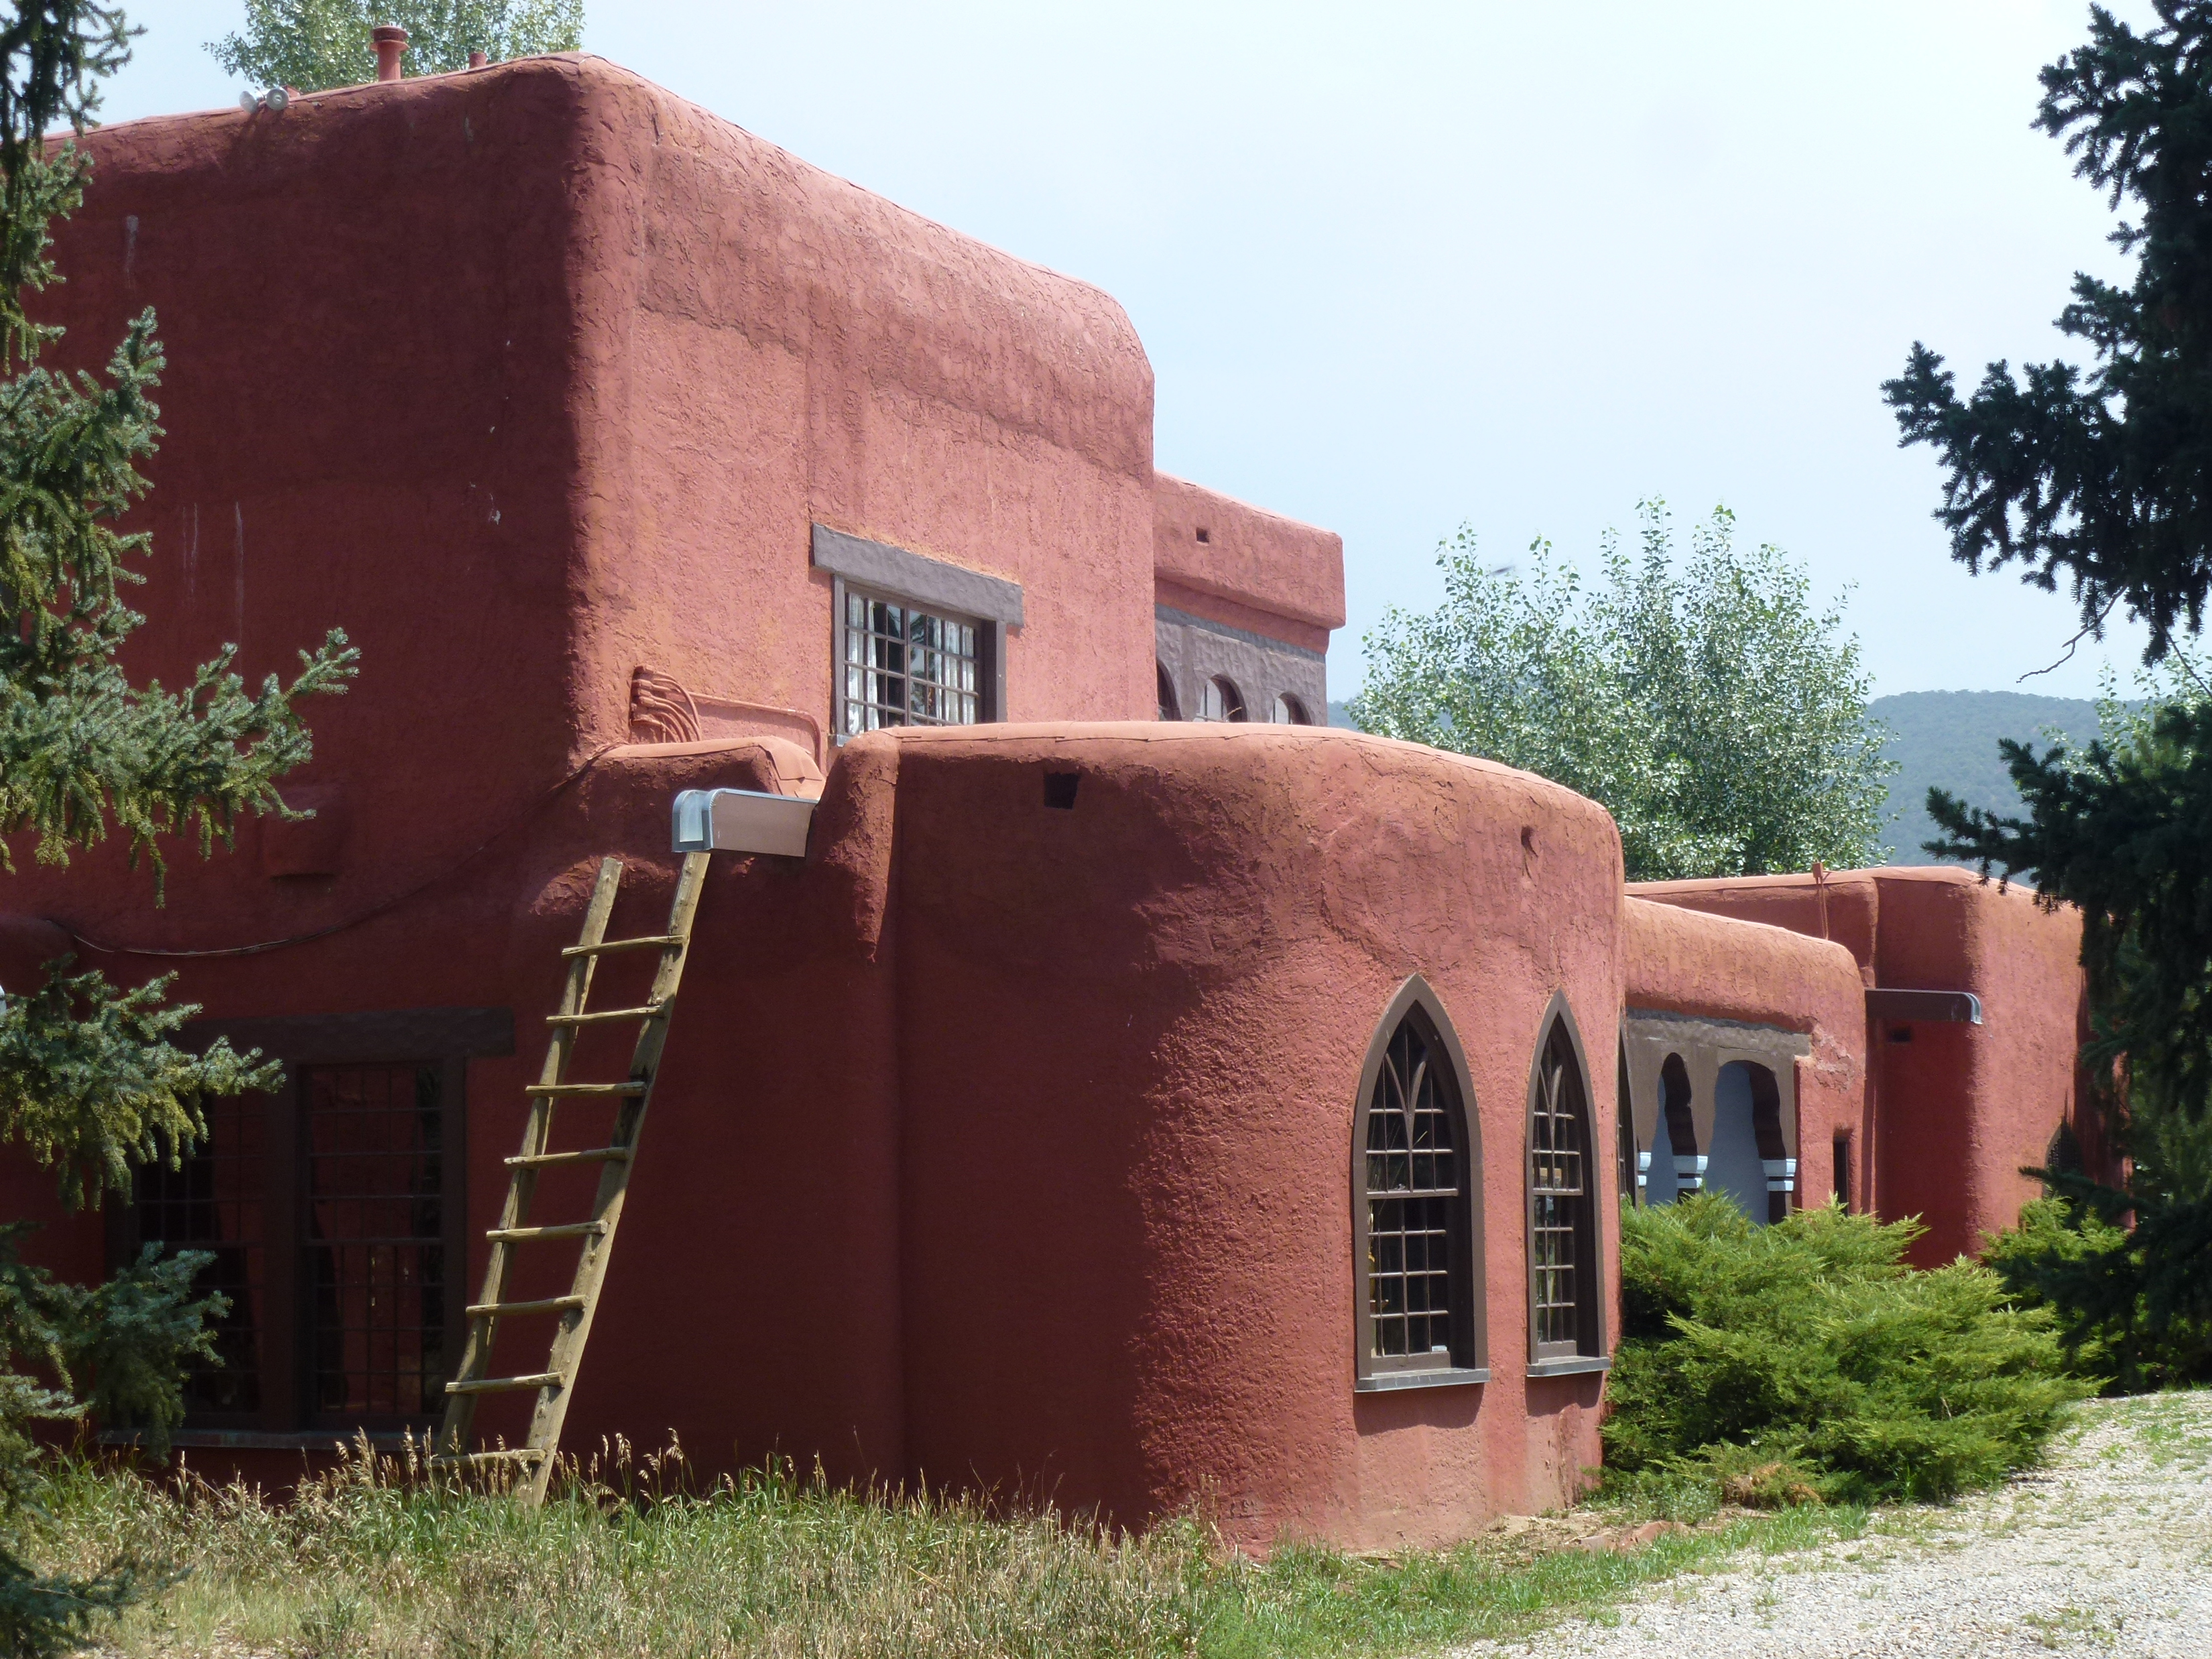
(1871, 690, 2101, 865)
(1327, 692, 2107, 867)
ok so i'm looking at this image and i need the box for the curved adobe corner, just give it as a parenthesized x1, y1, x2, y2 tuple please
(881, 722, 1623, 1548)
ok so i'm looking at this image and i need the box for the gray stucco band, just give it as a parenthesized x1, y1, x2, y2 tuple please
(1154, 604, 1325, 662)
(812, 524, 1024, 627)
(1155, 605, 1327, 723)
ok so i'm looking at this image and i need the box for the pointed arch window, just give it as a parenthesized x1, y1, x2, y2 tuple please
(1353, 978, 1487, 1391)
(1527, 999, 1609, 1375)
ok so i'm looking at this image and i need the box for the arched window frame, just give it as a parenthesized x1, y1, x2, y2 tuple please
(1351, 975, 1489, 1392)
(1525, 992, 1611, 1376)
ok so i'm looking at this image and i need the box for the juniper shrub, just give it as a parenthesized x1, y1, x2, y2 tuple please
(1604, 1194, 2081, 1505)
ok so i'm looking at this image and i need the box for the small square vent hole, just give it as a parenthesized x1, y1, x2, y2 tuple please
(1044, 771, 1081, 810)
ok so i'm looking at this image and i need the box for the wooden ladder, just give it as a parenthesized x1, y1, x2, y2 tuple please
(434, 851, 710, 1502)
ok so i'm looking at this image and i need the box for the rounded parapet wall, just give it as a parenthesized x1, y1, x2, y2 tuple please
(879, 722, 1622, 1547)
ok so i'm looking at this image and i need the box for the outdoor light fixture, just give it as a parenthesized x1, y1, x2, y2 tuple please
(671, 788, 817, 857)
(240, 88, 290, 113)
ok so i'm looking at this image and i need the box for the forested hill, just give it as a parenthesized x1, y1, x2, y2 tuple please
(1869, 690, 2101, 865)
(1331, 690, 2105, 867)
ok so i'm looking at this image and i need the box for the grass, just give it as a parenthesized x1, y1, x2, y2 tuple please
(17, 1439, 1871, 1659)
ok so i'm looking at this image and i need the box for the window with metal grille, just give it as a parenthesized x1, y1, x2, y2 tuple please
(1529, 1017, 1601, 1360)
(1353, 987, 1482, 1386)
(132, 1093, 265, 1418)
(303, 1064, 448, 1421)
(841, 588, 981, 736)
(117, 1008, 496, 1442)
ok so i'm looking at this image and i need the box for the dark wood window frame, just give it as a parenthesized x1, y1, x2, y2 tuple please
(1525, 992, 1610, 1378)
(107, 1006, 511, 1449)
(1351, 975, 1489, 1393)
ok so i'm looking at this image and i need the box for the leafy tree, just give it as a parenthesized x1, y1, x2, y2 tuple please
(209, 0, 582, 92)
(0, 2, 356, 1649)
(1888, 3, 2212, 1388)
(1351, 501, 1895, 881)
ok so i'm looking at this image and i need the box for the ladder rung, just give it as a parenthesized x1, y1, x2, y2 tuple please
(445, 1373, 563, 1396)
(430, 1447, 549, 1467)
(467, 1295, 587, 1319)
(561, 935, 682, 958)
(504, 1148, 631, 1169)
(547, 1004, 667, 1028)
(524, 1082, 647, 1097)
(485, 1222, 606, 1243)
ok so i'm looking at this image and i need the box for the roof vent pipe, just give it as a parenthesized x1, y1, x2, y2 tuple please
(372, 24, 409, 82)
(467, 50, 487, 68)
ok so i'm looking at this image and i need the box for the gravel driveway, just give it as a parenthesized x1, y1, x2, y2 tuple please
(1456, 1390, 2212, 1658)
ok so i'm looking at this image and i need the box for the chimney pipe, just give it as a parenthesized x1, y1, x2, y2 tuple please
(467, 50, 487, 69)
(372, 24, 409, 82)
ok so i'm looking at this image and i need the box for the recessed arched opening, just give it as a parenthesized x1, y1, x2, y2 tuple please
(1646, 1052, 1699, 1203)
(1352, 976, 1486, 1389)
(1527, 995, 1607, 1369)
(1199, 676, 1247, 722)
(1270, 692, 1312, 725)
(1707, 1060, 1791, 1224)
(1156, 661, 1181, 721)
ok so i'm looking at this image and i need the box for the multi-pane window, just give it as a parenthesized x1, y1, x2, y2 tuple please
(841, 589, 980, 736)
(1361, 1009, 1471, 1373)
(303, 1064, 448, 1420)
(1530, 1022, 1597, 1357)
(133, 1093, 265, 1416)
(121, 1019, 481, 1438)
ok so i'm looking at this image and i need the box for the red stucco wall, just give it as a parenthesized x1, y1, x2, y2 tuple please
(882, 725, 1622, 1546)
(1621, 895, 1868, 1209)
(1, 724, 1623, 1546)
(1153, 473, 1346, 652)
(1630, 867, 2088, 1261)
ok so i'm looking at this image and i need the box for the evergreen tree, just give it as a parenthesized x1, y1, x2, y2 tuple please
(209, 0, 582, 92)
(1352, 501, 1894, 881)
(1886, 3, 2212, 1377)
(0, 3, 356, 1648)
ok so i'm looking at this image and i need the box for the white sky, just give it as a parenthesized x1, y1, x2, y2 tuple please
(105, 1, 2171, 700)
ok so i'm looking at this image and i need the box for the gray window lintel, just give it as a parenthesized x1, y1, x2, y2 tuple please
(812, 524, 1024, 628)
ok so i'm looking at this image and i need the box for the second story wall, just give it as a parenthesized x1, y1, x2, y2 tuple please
(562, 57, 1164, 748)
(1153, 475, 1344, 724)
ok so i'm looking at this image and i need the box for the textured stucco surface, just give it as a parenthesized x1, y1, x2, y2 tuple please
(882, 723, 1623, 1547)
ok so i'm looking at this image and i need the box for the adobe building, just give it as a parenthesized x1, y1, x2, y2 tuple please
(0, 54, 2099, 1548)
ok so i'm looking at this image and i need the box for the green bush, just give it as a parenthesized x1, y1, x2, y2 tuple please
(1604, 1194, 2081, 1504)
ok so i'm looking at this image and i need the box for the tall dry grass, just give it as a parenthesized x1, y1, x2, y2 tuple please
(21, 1435, 1859, 1658)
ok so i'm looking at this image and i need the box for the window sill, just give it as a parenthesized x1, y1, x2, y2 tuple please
(99, 1428, 418, 1451)
(1525, 1355, 1612, 1379)
(1354, 1366, 1489, 1393)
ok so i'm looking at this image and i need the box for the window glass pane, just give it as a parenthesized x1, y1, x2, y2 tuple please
(304, 1064, 446, 1422)
(134, 1094, 265, 1414)
(1363, 1015, 1466, 1369)
(1531, 1032, 1591, 1351)
(841, 589, 985, 733)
